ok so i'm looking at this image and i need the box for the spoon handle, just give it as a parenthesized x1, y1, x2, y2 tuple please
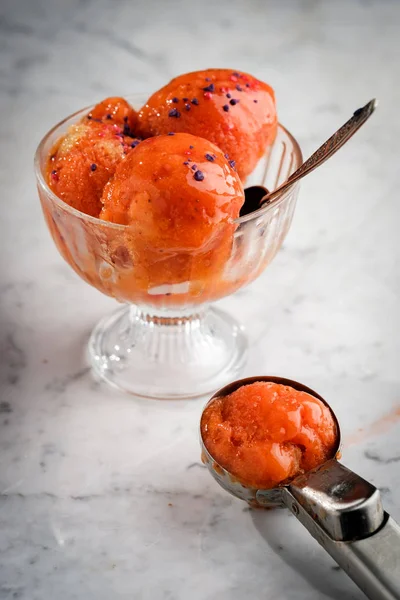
(263, 99, 377, 204)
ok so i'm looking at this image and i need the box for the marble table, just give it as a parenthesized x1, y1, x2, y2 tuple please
(1, 0, 399, 598)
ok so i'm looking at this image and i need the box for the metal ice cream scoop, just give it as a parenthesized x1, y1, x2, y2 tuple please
(241, 99, 378, 216)
(200, 376, 400, 600)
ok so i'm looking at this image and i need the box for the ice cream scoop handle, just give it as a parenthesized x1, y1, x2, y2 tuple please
(282, 460, 400, 600)
(328, 517, 400, 600)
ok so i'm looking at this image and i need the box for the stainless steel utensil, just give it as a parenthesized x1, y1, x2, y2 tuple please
(200, 375, 400, 600)
(241, 99, 378, 216)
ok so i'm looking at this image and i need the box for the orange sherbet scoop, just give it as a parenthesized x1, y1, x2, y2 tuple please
(201, 381, 338, 489)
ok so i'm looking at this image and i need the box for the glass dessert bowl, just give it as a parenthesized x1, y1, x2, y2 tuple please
(35, 95, 302, 399)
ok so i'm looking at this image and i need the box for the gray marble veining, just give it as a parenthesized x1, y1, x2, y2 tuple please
(1, 0, 400, 598)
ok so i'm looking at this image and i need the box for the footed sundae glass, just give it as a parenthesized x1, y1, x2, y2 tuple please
(35, 95, 302, 399)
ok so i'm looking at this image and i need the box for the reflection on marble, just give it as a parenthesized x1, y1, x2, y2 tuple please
(0, 0, 399, 598)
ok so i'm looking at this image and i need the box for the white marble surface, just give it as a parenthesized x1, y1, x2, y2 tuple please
(1, 0, 400, 598)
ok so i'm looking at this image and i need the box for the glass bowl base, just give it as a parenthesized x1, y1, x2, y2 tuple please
(88, 304, 248, 399)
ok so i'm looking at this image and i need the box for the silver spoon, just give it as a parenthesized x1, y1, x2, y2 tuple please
(200, 375, 400, 600)
(241, 99, 378, 216)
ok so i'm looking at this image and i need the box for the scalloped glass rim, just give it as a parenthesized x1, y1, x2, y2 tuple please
(34, 94, 303, 230)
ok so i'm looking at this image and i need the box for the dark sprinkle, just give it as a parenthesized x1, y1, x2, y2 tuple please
(232, 71, 240, 77)
(245, 83, 250, 87)
(123, 124, 132, 136)
(183, 161, 189, 165)
(123, 116, 129, 123)
(226, 93, 231, 99)
(230, 98, 239, 105)
(172, 97, 179, 103)
(185, 103, 191, 111)
(191, 164, 197, 171)
(189, 145, 194, 149)
(106, 113, 112, 119)
(223, 104, 230, 112)
(205, 153, 215, 162)
(191, 98, 199, 105)
(229, 160, 236, 168)
(236, 84, 243, 91)
(205, 77, 211, 81)
(183, 97, 189, 102)
(87, 115, 92, 120)
(353, 107, 363, 117)
(253, 99, 258, 103)
(167, 132, 175, 135)
(194, 170, 204, 181)
(51, 169, 57, 175)
(224, 153, 229, 159)
(131, 140, 140, 147)
(203, 83, 215, 93)
(169, 108, 181, 118)
(90, 163, 97, 171)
